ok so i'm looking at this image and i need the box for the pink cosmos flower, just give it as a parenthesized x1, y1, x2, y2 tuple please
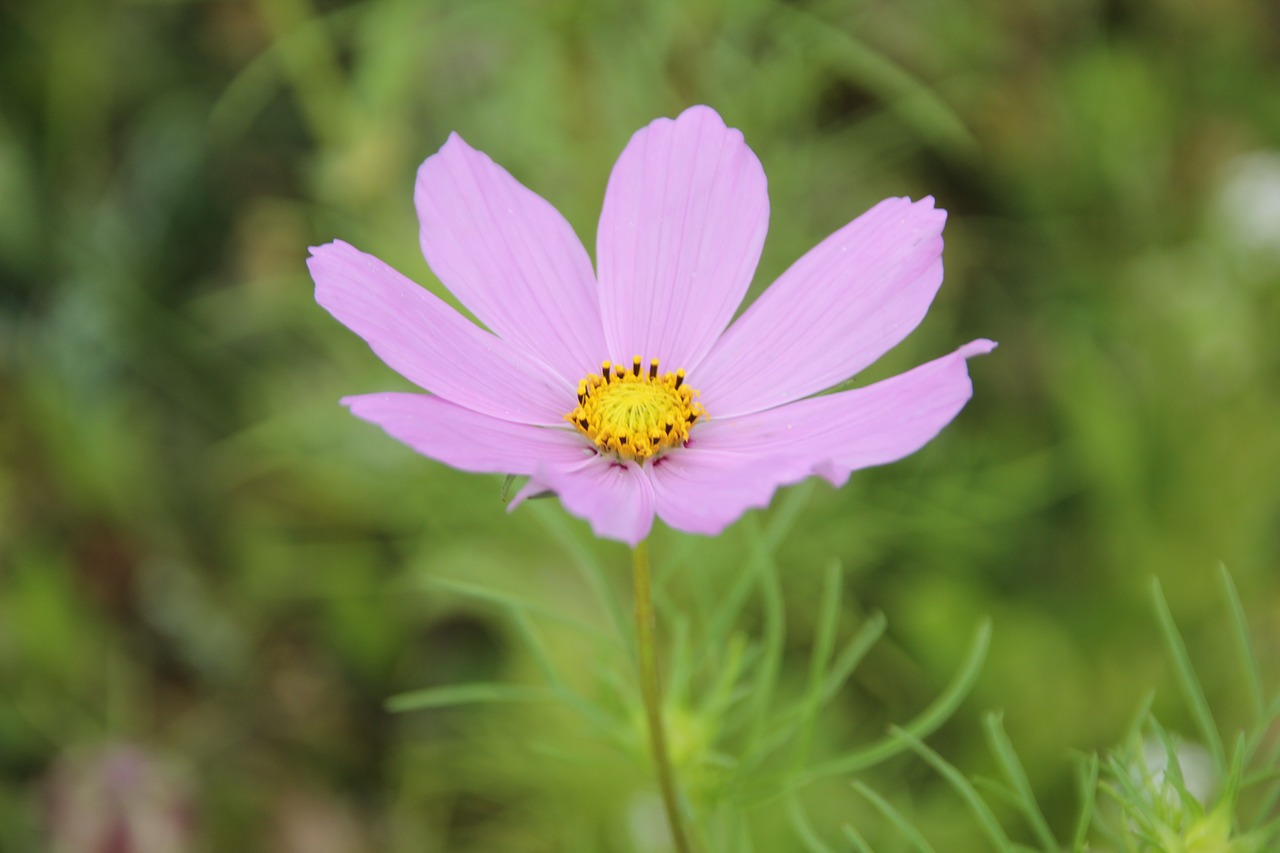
(311, 106, 993, 546)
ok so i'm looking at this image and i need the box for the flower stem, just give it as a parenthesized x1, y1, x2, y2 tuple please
(631, 539, 692, 853)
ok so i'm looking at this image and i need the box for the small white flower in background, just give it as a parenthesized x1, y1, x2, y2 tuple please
(1212, 151, 1280, 258)
(1109, 734, 1265, 853)
(1140, 736, 1216, 809)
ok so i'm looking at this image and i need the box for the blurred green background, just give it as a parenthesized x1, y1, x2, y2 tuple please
(2, 0, 1278, 849)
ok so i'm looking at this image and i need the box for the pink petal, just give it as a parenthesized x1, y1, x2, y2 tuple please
(343, 392, 592, 474)
(597, 105, 769, 371)
(534, 457, 656, 546)
(649, 449, 813, 537)
(694, 197, 947, 417)
(416, 134, 607, 382)
(311, 241, 571, 426)
(692, 339, 995, 487)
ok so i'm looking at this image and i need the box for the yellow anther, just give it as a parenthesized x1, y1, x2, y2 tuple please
(565, 356, 706, 462)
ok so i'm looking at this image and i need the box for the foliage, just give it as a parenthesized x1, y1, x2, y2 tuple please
(1, 0, 1278, 849)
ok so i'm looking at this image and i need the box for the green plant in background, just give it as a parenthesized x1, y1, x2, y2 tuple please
(1089, 572, 1280, 853)
(2, 0, 1279, 849)
(387, 489, 992, 850)
(835, 568, 1280, 853)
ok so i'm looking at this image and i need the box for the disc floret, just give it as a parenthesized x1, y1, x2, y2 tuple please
(567, 356, 706, 462)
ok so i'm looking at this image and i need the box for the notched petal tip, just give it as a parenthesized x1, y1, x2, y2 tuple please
(676, 104, 734, 134)
(338, 394, 365, 410)
(958, 338, 998, 358)
(415, 132, 495, 198)
(306, 238, 346, 265)
(643, 104, 728, 133)
(436, 130, 471, 155)
(898, 195, 947, 229)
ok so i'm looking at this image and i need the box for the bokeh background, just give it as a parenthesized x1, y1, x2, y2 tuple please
(2, 0, 1278, 850)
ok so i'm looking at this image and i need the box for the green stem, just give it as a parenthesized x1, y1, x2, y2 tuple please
(632, 539, 692, 853)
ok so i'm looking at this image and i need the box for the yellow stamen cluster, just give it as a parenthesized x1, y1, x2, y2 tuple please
(566, 356, 706, 463)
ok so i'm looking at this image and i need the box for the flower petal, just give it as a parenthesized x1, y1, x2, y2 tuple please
(311, 240, 570, 425)
(649, 449, 812, 537)
(343, 392, 592, 474)
(416, 133, 607, 381)
(694, 197, 947, 417)
(693, 340, 995, 486)
(597, 105, 768, 370)
(534, 457, 655, 546)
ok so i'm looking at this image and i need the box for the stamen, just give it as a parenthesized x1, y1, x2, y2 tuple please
(564, 354, 706, 463)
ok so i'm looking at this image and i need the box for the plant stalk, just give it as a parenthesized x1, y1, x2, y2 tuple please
(632, 539, 692, 853)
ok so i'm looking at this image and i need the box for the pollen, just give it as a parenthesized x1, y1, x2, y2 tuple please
(566, 356, 706, 462)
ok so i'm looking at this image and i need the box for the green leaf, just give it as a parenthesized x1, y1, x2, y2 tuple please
(386, 682, 557, 713)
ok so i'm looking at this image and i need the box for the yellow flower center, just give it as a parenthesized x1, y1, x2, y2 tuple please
(566, 356, 706, 462)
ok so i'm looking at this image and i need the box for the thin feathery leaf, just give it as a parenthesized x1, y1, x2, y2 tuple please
(892, 726, 1015, 853)
(419, 575, 613, 642)
(698, 633, 749, 720)
(984, 712, 1061, 852)
(1151, 578, 1226, 771)
(794, 561, 843, 769)
(798, 619, 991, 783)
(691, 481, 809, 683)
(508, 610, 618, 731)
(743, 612, 887, 769)
(1219, 564, 1265, 721)
(385, 682, 557, 712)
(1070, 753, 1099, 853)
(842, 823, 877, 853)
(762, 478, 818, 551)
(667, 612, 694, 708)
(776, 5, 979, 156)
(787, 791, 837, 853)
(851, 780, 937, 853)
(743, 515, 787, 757)
(815, 613, 888, 709)
(533, 502, 629, 643)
